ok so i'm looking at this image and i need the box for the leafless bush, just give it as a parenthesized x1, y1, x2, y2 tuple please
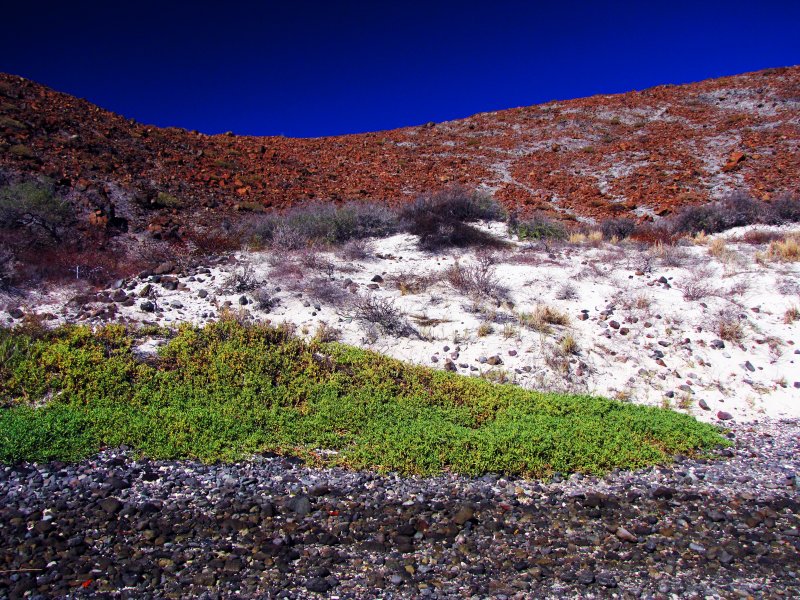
(304, 277, 351, 308)
(681, 266, 718, 300)
(312, 321, 341, 343)
(252, 287, 278, 311)
(223, 264, 259, 293)
(297, 249, 336, 278)
(444, 254, 508, 301)
(713, 310, 746, 343)
(267, 254, 305, 282)
(271, 223, 310, 251)
(339, 238, 375, 261)
(555, 282, 578, 300)
(352, 293, 414, 336)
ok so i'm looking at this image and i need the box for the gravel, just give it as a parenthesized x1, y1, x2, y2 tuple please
(1, 420, 798, 598)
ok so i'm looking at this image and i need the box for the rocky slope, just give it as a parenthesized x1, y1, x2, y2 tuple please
(1, 66, 799, 243)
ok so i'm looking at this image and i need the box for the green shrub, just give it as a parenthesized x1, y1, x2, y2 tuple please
(509, 215, 567, 241)
(155, 191, 184, 209)
(0, 180, 70, 241)
(0, 320, 728, 475)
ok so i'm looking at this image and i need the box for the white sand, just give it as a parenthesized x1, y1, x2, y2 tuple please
(4, 223, 798, 424)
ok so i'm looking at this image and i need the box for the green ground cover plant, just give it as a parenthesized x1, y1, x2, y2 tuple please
(0, 320, 728, 475)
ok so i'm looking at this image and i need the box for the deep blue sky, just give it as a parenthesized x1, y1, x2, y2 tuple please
(2, 1, 798, 137)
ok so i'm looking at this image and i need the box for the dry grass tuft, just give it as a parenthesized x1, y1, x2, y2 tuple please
(784, 306, 800, 324)
(766, 235, 800, 262)
(519, 305, 570, 333)
(559, 334, 580, 355)
(714, 311, 745, 343)
(477, 322, 494, 337)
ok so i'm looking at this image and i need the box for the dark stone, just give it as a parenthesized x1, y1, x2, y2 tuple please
(99, 498, 123, 514)
(651, 486, 675, 500)
(698, 398, 710, 410)
(288, 496, 311, 516)
(140, 301, 155, 313)
(717, 411, 734, 421)
(576, 569, 595, 585)
(305, 578, 332, 593)
(453, 505, 475, 525)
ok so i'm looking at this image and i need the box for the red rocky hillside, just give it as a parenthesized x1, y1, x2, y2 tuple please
(1, 66, 799, 243)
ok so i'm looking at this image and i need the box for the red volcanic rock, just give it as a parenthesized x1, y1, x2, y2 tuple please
(0, 65, 799, 239)
(722, 151, 746, 173)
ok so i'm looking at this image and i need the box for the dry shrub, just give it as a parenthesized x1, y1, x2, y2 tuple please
(312, 321, 341, 342)
(352, 293, 413, 336)
(707, 238, 726, 257)
(391, 271, 435, 295)
(714, 312, 745, 343)
(252, 287, 278, 311)
(784, 306, 800, 324)
(621, 293, 652, 311)
(444, 254, 508, 301)
(587, 231, 604, 247)
(651, 242, 689, 267)
(304, 277, 351, 308)
(339, 238, 375, 261)
(682, 269, 717, 301)
(737, 229, 785, 245)
(555, 282, 578, 300)
(568, 232, 586, 244)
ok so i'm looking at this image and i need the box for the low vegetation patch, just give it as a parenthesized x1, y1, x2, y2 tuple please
(519, 305, 570, 333)
(0, 321, 727, 476)
(508, 214, 567, 241)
